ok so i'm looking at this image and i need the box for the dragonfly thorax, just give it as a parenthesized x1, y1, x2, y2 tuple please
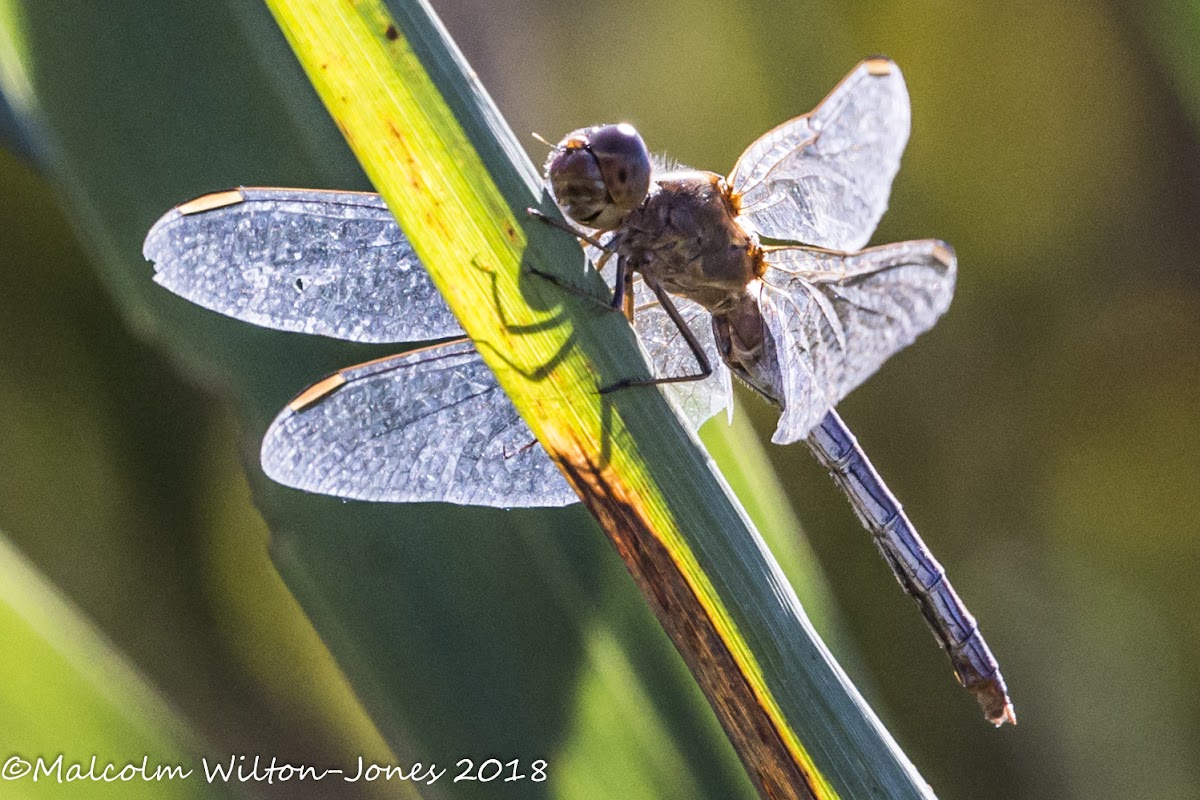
(615, 171, 765, 315)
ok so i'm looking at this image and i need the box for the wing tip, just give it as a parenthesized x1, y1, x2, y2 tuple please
(931, 241, 957, 270)
(259, 408, 324, 500)
(863, 56, 897, 76)
(143, 188, 246, 263)
(142, 209, 178, 263)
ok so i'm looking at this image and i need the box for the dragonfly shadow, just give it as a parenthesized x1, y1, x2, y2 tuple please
(466, 203, 650, 472)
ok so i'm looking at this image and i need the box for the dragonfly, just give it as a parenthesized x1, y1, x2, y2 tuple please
(144, 57, 1014, 726)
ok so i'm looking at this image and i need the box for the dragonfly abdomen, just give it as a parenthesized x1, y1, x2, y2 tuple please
(807, 411, 1016, 726)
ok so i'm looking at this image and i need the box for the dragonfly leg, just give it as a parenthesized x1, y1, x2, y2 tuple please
(609, 255, 628, 311)
(623, 268, 635, 321)
(600, 277, 712, 393)
(524, 208, 624, 312)
(526, 207, 611, 251)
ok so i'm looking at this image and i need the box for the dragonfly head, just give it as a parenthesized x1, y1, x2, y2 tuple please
(545, 123, 651, 230)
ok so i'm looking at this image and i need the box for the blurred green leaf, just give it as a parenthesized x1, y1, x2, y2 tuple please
(0, 533, 232, 800)
(1134, 0, 1200, 135)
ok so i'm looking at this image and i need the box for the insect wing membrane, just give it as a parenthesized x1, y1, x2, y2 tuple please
(629, 282, 732, 428)
(144, 188, 464, 343)
(730, 58, 911, 251)
(597, 253, 732, 428)
(261, 340, 578, 507)
(758, 239, 955, 443)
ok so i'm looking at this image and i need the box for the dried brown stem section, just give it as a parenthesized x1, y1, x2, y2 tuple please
(555, 452, 818, 800)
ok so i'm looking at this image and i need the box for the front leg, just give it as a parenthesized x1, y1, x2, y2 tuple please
(525, 207, 622, 311)
(609, 255, 629, 312)
(601, 277, 713, 393)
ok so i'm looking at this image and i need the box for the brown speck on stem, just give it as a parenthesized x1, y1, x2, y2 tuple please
(384, 23, 398, 41)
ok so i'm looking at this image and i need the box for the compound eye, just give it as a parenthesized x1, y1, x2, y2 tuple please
(587, 124, 652, 211)
(545, 143, 610, 228)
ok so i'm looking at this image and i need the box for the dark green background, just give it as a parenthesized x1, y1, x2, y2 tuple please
(2, 1, 1198, 798)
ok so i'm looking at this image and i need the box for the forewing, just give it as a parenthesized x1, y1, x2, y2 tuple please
(261, 340, 577, 507)
(144, 188, 464, 343)
(758, 240, 955, 443)
(729, 58, 910, 251)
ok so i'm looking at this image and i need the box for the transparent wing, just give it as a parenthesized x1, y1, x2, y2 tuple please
(144, 187, 464, 343)
(262, 326, 731, 507)
(260, 340, 578, 507)
(729, 58, 910, 251)
(595, 253, 732, 429)
(757, 239, 955, 443)
(628, 280, 732, 429)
